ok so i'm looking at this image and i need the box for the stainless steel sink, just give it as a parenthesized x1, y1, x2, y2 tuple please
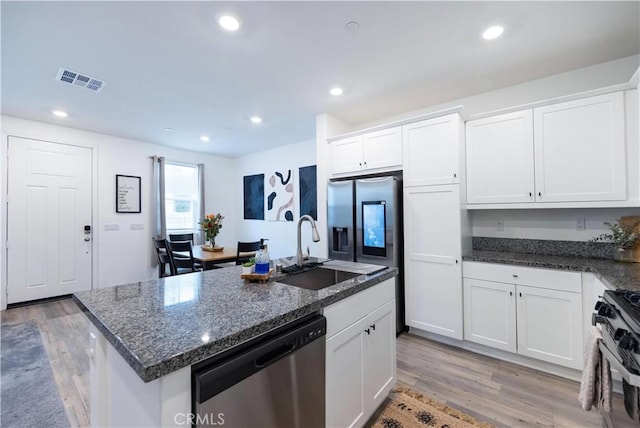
(277, 267, 359, 291)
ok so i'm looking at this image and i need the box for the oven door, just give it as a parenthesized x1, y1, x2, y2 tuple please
(600, 342, 640, 387)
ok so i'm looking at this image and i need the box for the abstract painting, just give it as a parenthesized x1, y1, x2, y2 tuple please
(299, 165, 317, 220)
(243, 174, 264, 220)
(266, 169, 294, 221)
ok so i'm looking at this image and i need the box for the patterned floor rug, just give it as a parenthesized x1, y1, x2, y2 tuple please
(369, 385, 494, 428)
(1, 320, 69, 428)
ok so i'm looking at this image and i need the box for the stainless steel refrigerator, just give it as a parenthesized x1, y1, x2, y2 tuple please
(327, 174, 405, 333)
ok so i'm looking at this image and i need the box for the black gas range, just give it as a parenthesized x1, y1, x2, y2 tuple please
(594, 289, 640, 423)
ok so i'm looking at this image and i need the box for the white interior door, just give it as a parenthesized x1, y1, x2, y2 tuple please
(7, 136, 93, 303)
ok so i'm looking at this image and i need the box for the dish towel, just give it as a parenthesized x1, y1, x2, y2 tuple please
(579, 326, 612, 413)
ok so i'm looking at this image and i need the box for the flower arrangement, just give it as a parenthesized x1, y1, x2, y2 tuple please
(590, 219, 640, 249)
(199, 213, 224, 247)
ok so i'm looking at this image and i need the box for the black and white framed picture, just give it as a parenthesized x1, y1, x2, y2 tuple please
(116, 174, 141, 213)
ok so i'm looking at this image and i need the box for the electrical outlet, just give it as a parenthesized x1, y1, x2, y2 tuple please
(104, 224, 119, 231)
(130, 224, 144, 230)
(576, 218, 586, 231)
(496, 220, 504, 231)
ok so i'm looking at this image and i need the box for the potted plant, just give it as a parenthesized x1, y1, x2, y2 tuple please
(242, 258, 255, 275)
(591, 218, 640, 263)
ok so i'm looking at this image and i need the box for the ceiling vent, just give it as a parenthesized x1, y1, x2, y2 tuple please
(56, 68, 106, 92)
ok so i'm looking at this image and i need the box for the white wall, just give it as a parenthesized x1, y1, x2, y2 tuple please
(234, 139, 319, 260)
(316, 56, 640, 245)
(1, 116, 236, 293)
(471, 208, 640, 241)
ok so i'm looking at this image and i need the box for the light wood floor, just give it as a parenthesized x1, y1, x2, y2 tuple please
(1, 297, 90, 427)
(2, 298, 637, 428)
(397, 332, 636, 428)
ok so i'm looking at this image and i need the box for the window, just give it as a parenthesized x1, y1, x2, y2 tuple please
(164, 162, 201, 235)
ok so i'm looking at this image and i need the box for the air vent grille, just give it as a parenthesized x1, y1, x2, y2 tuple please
(56, 68, 106, 92)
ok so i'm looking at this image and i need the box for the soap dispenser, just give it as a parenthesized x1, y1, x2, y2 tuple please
(254, 239, 270, 274)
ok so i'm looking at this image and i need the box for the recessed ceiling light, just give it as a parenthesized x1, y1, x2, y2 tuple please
(219, 14, 240, 31)
(164, 127, 172, 132)
(250, 116, 262, 124)
(482, 26, 504, 40)
(200, 135, 210, 142)
(52, 110, 68, 118)
(330, 87, 344, 96)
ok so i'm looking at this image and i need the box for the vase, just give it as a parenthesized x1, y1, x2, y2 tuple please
(613, 247, 634, 263)
(208, 237, 216, 248)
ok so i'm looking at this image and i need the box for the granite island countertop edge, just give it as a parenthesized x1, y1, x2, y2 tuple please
(74, 267, 398, 383)
(462, 250, 640, 291)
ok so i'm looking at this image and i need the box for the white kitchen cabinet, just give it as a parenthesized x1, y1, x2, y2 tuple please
(463, 262, 583, 370)
(465, 91, 628, 206)
(516, 285, 583, 369)
(324, 279, 396, 428)
(330, 126, 402, 176)
(404, 184, 463, 339)
(465, 110, 535, 204)
(403, 114, 463, 187)
(533, 92, 626, 202)
(463, 278, 517, 352)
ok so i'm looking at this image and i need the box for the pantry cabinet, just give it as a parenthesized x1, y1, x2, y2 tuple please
(466, 91, 628, 206)
(463, 262, 583, 370)
(330, 126, 402, 176)
(324, 279, 396, 427)
(402, 113, 463, 187)
(404, 184, 463, 340)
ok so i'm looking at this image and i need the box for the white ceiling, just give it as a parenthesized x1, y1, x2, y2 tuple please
(2, 1, 639, 158)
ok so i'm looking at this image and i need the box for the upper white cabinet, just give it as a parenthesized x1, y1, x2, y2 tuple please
(330, 126, 402, 176)
(403, 113, 463, 187)
(466, 110, 535, 204)
(533, 93, 626, 202)
(466, 91, 632, 207)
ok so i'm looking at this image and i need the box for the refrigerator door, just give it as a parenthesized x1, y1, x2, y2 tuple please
(327, 180, 354, 262)
(355, 176, 400, 268)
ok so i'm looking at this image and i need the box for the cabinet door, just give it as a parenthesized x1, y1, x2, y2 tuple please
(403, 114, 461, 187)
(516, 285, 583, 370)
(466, 110, 535, 204)
(363, 126, 402, 171)
(326, 316, 367, 428)
(404, 185, 463, 339)
(463, 278, 517, 352)
(331, 135, 363, 175)
(533, 92, 626, 202)
(364, 300, 396, 416)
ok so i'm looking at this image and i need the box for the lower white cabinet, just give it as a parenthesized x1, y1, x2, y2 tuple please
(463, 262, 583, 370)
(324, 279, 396, 428)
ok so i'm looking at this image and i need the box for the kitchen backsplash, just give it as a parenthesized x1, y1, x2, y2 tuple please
(472, 237, 615, 259)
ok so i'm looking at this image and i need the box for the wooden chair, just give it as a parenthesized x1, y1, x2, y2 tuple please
(168, 233, 194, 243)
(152, 238, 171, 278)
(236, 241, 261, 265)
(165, 240, 202, 276)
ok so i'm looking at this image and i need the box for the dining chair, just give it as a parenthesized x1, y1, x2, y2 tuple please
(152, 238, 171, 278)
(236, 241, 261, 265)
(168, 233, 194, 244)
(165, 240, 202, 275)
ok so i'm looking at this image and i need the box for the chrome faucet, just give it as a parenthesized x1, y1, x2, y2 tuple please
(296, 215, 320, 266)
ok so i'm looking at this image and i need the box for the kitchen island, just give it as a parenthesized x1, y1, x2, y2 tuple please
(73, 258, 398, 427)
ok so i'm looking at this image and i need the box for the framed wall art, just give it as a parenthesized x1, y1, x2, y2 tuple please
(116, 174, 141, 213)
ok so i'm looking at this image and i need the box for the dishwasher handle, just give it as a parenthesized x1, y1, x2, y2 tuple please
(255, 343, 295, 368)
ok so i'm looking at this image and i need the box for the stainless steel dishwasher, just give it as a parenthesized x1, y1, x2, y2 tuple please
(192, 314, 326, 428)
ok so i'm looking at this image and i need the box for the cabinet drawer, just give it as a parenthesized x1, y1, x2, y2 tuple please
(324, 278, 395, 338)
(463, 262, 581, 293)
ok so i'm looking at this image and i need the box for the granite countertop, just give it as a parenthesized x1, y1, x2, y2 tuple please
(463, 250, 640, 291)
(73, 258, 397, 383)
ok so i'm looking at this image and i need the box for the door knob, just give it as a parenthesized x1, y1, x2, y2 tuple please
(84, 237, 91, 242)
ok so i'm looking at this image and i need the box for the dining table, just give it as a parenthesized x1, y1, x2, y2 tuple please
(191, 246, 256, 270)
